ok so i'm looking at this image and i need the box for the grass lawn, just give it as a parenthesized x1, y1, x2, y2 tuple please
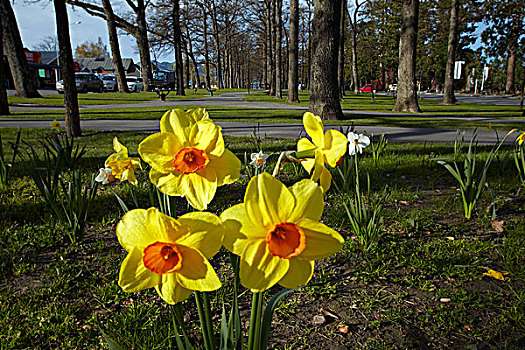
(1, 127, 524, 348)
(244, 91, 524, 119)
(7, 88, 244, 106)
(7, 105, 525, 130)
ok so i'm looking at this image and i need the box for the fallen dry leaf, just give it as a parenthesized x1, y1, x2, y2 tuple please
(490, 219, 504, 233)
(482, 269, 509, 281)
(320, 308, 339, 320)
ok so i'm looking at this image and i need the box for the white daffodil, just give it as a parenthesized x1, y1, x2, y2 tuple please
(347, 132, 370, 156)
(250, 151, 269, 168)
(95, 167, 116, 185)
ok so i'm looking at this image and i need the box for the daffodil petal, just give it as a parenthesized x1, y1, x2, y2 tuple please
(189, 120, 224, 157)
(245, 173, 295, 229)
(149, 168, 184, 197)
(221, 203, 267, 255)
(160, 109, 194, 140)
(177, 211, 223, 259)
(113, 137, 128, 154)
(176, 245, 221, 291)
(296, 218, 344, 260)
(156, 273, 193, 304)
(139, 133, 182, 172)
(209, 149, 241, 186)
(303, 112, 324, 147)
(298, 138, 316, 174)
(278, 259, 314, 289)
(117, 208, 170, 251)
(180, 168, 218, 211)
(323, 129, 348, 167)
(118, 247, 161, 293)
(289, 179, 324, 222)
(319, 166, 332, 192)
(240, 239, 289, 292)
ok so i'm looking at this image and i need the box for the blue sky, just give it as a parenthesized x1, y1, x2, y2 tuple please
(12, 1, 143, 62)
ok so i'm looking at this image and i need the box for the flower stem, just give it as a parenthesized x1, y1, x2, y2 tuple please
(248, 292, 263, 350)
(202, 292, 215, 349)
(195, 292, 212, 350)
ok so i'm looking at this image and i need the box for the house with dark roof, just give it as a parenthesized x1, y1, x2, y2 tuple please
(75, 57, 140, 76)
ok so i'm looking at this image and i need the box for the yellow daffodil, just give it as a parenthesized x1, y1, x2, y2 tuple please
(482, 269, 509, 281)
(516, 132, 525, 146)
(105, 137, 142, 185)
(51, 120, 61, 131)
(117, 207, 224, 304)
(220, 173, 344, 292)
(139, 109, 241, 210)
(297, 112, 347, 192)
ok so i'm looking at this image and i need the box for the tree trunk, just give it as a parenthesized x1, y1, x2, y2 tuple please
(393, 0, 421, 113)
(210, 1, 223, 89)
(54, 0, 81, 137)
(310, 0, 343, 120)
(442, 0, 459, 105)
(349, 2, 360, 94)
(172, 0, 185, 95)
(136, 0, 152, 91)
(505, 48, 516, 95)
(265, 0, 273, 92)
(186, 29, 200, 89)
(338, 0, 346, 100)
(201, 3, 211, 89)
(274, 0, 282, 99)
(286, 0, 300, 103)
(0, 24, 9, 115)
(520, 65, 524, 115)
(102, 0, 128, 93)
(0, 0, 41, 98)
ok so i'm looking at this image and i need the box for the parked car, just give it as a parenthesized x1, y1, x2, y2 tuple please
(126, 76, 144, 92)
(101, 75, 117, 92)
(56, 73, 104, 94)
(359, 84, 377, 93)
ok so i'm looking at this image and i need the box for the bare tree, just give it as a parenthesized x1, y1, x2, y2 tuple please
(348, 0, 364, 94)
(338, 0, 346, 99)
(173, 0, 185, 95)
(442, 0, 459, 105)
(67, 0, 153, 90)
(32, 35, 59, 52)
(0, 24, 9, 115)
(102, 0, 129, 93)
(54, 0, 81, 136)
(0, 0, 41, 98)
(286, 0, 300, 103)
(274, 0, 282, 99)
(310, 0, 343, 120)
(393, 0, 421, 113)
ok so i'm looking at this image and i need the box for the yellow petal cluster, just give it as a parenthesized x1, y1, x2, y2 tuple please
(139, 109, 241, 210)
(117, 207, 224, 304)
(105, 137, 142, 185)
(220, 173, 344, 292)
(297, 112, 347, 192)
(517, 132, 525, 146)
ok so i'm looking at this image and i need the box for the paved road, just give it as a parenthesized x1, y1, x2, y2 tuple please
(0, 118, 519, 144)
(2, 91, 523, 144)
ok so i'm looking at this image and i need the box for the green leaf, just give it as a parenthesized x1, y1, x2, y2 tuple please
(259, 288, 296, 350)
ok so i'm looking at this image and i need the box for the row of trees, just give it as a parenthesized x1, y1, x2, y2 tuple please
(0, 0, 523, 134)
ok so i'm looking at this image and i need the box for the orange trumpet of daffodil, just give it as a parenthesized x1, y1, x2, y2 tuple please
(297, 112, 347, 192)
(105, 137, 142, 185)
(117, 207, 224, 304)
(220, 173, 344, 292)
(139, 109, 241, 210)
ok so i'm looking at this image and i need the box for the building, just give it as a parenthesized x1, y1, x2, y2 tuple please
(75, 57, 140, 76)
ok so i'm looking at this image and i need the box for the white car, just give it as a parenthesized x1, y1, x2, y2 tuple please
(101, 75, 117, 92)
(126, 77, 144, 92)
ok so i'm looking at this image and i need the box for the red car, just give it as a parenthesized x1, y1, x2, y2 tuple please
(359, 84, 377, 93)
